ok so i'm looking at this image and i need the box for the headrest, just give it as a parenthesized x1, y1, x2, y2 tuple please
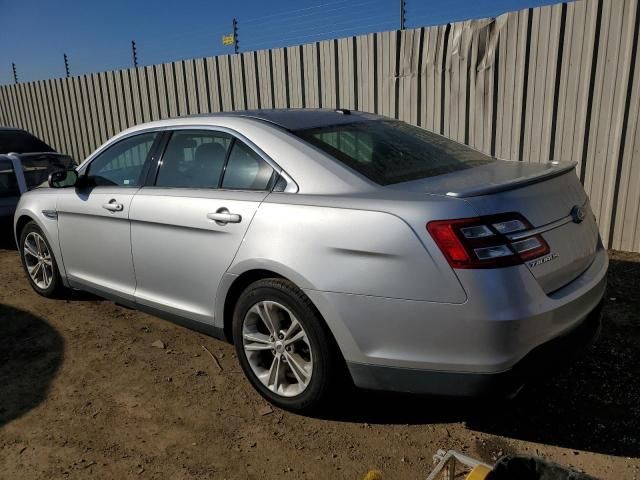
(195, 142, 226, 163)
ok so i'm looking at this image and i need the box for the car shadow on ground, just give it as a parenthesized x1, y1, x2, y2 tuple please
(319, 255, 640, 458)
(0, 304, 64, 428)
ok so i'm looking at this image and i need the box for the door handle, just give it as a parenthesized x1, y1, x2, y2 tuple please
(102, 199, 124, 212)
(207, 208, 242, 225)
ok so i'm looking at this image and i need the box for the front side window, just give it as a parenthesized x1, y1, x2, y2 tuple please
(221, 141, 274, 191)
(87, 132, 158, 187)
(156, 131, 232, 188)
(293, 120, 496, 185)
(0, 159, 19, 197)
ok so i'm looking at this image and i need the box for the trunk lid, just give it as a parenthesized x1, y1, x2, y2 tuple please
(390, 160, 600, 293)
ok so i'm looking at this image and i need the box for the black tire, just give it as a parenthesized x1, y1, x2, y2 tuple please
(19, 221, 65, 298)
(232, 278, 343, 413)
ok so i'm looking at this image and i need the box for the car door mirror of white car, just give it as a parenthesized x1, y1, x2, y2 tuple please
(48, 169, 78, 188)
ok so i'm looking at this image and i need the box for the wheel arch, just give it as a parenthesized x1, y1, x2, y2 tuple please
(220, 267, 355, 390)
(218, 262, 350, 356)
(14, 214, 35, 244)
(13, 208, 70, 288)
(221, 268, 286, 342)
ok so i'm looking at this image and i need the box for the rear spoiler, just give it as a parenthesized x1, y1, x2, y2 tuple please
(445, 162, 577, 198)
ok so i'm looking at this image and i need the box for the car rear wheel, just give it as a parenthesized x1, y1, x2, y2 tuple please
(232, 278, 342, 413)
(19, 221, 64, 297)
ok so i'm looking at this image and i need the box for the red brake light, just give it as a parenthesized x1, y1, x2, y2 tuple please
(426, 219, 474, 267)
(427, 213, 550, 269)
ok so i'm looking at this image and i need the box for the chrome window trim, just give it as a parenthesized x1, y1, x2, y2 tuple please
(76, 131, 160, 184)
(79, 124, 299, 193)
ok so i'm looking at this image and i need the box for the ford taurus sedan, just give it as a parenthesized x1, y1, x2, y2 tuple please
(13, 109, 607, 412)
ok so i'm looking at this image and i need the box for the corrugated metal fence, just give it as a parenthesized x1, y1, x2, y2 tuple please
(1, 0, 640, 252)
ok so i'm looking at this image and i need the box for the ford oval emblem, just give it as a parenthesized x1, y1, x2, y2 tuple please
(571, 205, 586, 224)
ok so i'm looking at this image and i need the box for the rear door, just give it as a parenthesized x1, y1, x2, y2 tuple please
(130, 129, 275, 323)
(57, 132, 159, 300)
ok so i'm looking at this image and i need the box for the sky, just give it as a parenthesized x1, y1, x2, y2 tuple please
(0, 0, 561, 85)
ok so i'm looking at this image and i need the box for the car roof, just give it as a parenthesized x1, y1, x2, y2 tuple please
(187, 108, 382, 131)
(82, 109, 387, 194)
(110, 109, 388, 142)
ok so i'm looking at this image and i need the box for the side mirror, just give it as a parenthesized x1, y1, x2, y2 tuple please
(48, 169, 78, 188)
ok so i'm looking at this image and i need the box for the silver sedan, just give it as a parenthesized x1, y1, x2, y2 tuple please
(14, 109, 607, 412)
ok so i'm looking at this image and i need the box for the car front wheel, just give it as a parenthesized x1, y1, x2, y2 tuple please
(232, 278, 342, 413)
(19, 221, 65, 297)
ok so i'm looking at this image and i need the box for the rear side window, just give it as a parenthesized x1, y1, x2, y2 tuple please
(221, 141, 274, 191)
(87, 132, 157, 187)
(22, 154, 76, 189)
(0, 130, 54, 154)
(294, 120, 496, 185)
(0, 159, 20, 197)
(156, 131, 232, 188)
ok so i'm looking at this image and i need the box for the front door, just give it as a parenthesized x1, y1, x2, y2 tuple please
(57, 132, 159, 300)
(130, 129, 275, 323)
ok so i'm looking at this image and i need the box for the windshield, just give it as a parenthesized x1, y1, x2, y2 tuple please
(293, 120, 495, 185)
(0, 129, 54, 154)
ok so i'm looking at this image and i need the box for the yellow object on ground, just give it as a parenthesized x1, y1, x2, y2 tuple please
(363, 469, 383, 480)
(465, 464, 492, 480)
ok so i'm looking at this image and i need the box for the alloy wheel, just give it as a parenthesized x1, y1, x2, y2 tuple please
(242, 300, 313, 397)
(23, 231, 53, 290)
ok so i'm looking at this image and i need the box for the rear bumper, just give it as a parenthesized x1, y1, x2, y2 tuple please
(346, 300, 602, 396)
(305, 243, 608, 396)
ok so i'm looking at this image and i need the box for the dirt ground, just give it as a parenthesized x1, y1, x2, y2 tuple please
(1, 232, 639, 480)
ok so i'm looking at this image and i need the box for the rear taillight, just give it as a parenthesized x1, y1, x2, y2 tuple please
(427, 213, 549, 269)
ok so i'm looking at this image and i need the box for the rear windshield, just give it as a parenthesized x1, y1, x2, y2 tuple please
(294, 120, 495, 185)
(0, 130, 54, 154)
